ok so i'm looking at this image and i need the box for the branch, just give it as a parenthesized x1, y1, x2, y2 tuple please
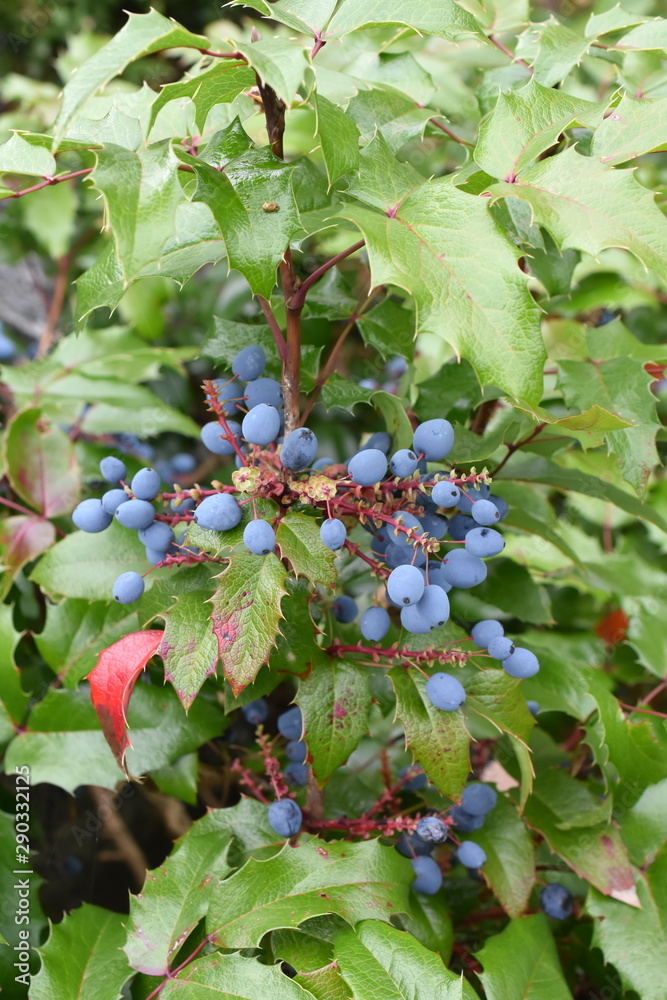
(3, 167, 92, 200)
(489, 422, 546, 476)
(288, 239, 366, 311)
(198, 48, 246, 60)
(428, 117, 474, 148)
(257, 294, 287, 362)
(37, 253, 69, 357)
(488, 34, 533, 72)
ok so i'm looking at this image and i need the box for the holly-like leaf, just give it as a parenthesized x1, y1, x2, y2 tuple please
(399, 892, 453, 960)
(29, 903, 131, 1000)
(276, 513, 337, 588)
(465, 794, 535, 918)
(298, 658, 372, 781)
(592, 94, 667, 165)
(295, 964, 351, 1000)
(207, 838, 412, 948)
(159, 591, 219, 710)
(125, 822, 232, 976)
(161, 952, 318, 999)
(0, 515, 55, 601)
(52, 9, 209, 143)
(87, 629, 163, 773)
(314, 94, 360, 186)
(229, 0, 337, 36)
(341, 139, 544, 405)
(149, 63, 254, 132)
(473, 559, 553, 625)
(194, 798, 285, 867)
(30, 518, 150, 601)
(334, 920, 477, 999)
(356, 298, 415, 362)
(586, 851, 667, 1000)
(210, 552, 287, 695)
(475, 79, 605, 181)
(390, 667, 470, 799)
(234, 39, 309, 105)
(557, 357, 660, 494)
(0, 605, 28, 746)
(621, 779, 667, 867)
(191, 148, 301, 297)
(326, 0, 481, 39)
(476, 913, 572, 999)
(465, 667, 535, 744)
(515, 19, 590, 88)
(4, 408, 80, 517)
(0, 132, 56, 176)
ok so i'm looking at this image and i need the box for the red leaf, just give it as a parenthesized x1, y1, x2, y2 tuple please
(0, 515, 55, 600)
(595, 609, 629, 645)
(87, 630, 163, 776)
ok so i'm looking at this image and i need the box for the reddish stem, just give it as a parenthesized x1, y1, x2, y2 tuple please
(428, 117, 474, 148)
(257, 295, 287, 362)
(288, 240, 366, 311)
(202, 379, 247, 465)
(3, 168, 93, 199)
(488, 34, 533, 72)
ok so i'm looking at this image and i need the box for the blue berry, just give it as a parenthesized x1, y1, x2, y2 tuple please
(242, 698, 269, 725)
(72, 499, 113, 533)
(332, 595, 358, 623)
(100, 456, 127, 483)
(432, 481, 460, 508)
(268, 799, 302, 838)
(280, 428, 318, 471)
(113, 571, 145, 604)
(348, 448, 387, 486)
(416, 816, 448, 843)
(471, 499, 500, 526)
(396, 832, 432, 858)
(447, 513, 476, 540)
(201, 420, 241, 456)
(320, 518, 347, 550)
(146, 547, 167, 566)
(245, 377, 283, 410)
(115, 498, 155, 530)
(362, 431, 392, 454)
(244, 519, 276, 555)
(488, 636, 515, 660)
(360, 606, 391, 642)
(171, 496, 195, 513)
(194, 493, 242, 531)
(278, 706, 302, 741)
(390, 449, 419, 478)
(233, 344, 266, 381)
(131, 467, 161, 501)
(415, 585, 450, 629)
(457, 841, 486, 868)
(400, 764, 427, 791)
(101, 489, 129, 515)
(138, 521, 175, 550)
(207, 379, 243, 415)
(285, 740, 307, 763)
(418, 512, 448, 540)
(527, 700, 540, 716)
(426, 561, 452, 592)
(449, 806, 484, 832)
(541, 883, 574, 920)
(461, 783, 497, 816)
(489, 494, 509, 520)
(385, 541, 426, 569)
(471, 620, 503, 649)
(170, 452, 197, 475)
(242, 403, 281, 446)
(502, 647, 540, 679)
(391, 511, 425, 550)
(385, 356, 408, 379)
(411, 856, 442, 895)
(440, 549, 487, 588)
(425, 672, 466, 711)
(313, 457, 336, 470)
(285, 762, 309, 786)
(465, 527, 504, 558)
(412, 419, 454, 461)
(387, 565, 425, 607)
(456, 482, 491, 514)
(400, 603, 431, 634)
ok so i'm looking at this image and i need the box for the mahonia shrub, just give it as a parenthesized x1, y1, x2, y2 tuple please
(0, 2, 666, 998)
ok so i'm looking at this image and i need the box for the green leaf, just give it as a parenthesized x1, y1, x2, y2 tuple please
(19, 181, 77, 260)
(159, 591, 219, 710)
(0, 515, 56, 602)
(229, 0, 337, 37)
(192, 149, 301, 297)
(210, 552, 287, 695)
(472, 559, 553, 625)
(161, 952, 317, 999)
(0, 132, 56, 176)
(149, 64, 255, 132)
(326, 0, 481, 39)
(467, 795, 535, 918)
(346, 90, 433, 154)
(475, 79, 605, 180)
(465, 667, 536, 744)
(621, 779, 667, 867)
(334, 920, 477, 999)
(4, 683, 223, 792)
(298, 658, 372, 782)
(52, 9, 209, 143)
(399, 892, 453, 960)
(356, 298, 415, 362)
(234, 39, 309, 105)
(276, 513, 338, 588)
(557, 357, 660, 494)
(185, 497, 279, 557)
(0, 605, 28, 745)
(271, 927, 333, 972)
(152, 752, 199, 805)
(488, 148, 667, 286)
(586, 851, 667, 1000)
(4, 408, 80, 517)
(206, 838, 413, 947)
(314, 94, 360, 186)
(30, 903, 131, 1000)
(294, 964, 351, 1000)
(30, 519, 149, 601)
(592, 94, 667, 165)
(525, 229, 579, 297)
(390, 667, 470, 799)
(341, 141, 544, 405)
(516, 19, 590, 88)
(125, 822, 232, 976)
(476, 913, 572, 1000)
(194, 798, 284, 867)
